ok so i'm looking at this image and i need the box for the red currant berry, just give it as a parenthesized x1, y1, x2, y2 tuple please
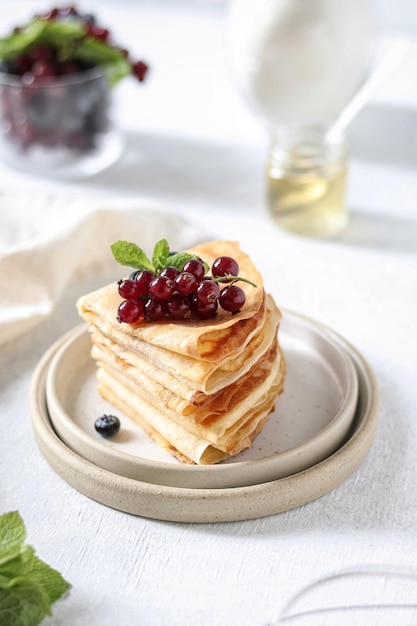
(117, 299, 144, 324)
(43, 8, 60, 19)
(212, 256, 239, 281)
(117, 279, 142, 300)
(195, 279, 220, 304)
(59, 60, 80, 75)
(175, 272, 197, 295)
(14, 56, 32, 76)
(219, 285, 246, 312)
(143, 297, 166, 322)
(191, 296, 218, 319)
(132, 60, 148, 82)
(166, 294, 192, 320)
(149, 276, 175, 300)
(58, 6, 78, 17)
(31, 45, 53, 62)
(130, 269, 155, 296)
(86, 24, 110, 41)
(182, 259, 205, 282)
(32, 60, 56, 78)
(160, 266, 180, 280)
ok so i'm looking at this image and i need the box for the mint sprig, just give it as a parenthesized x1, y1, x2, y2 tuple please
(111, 239, 209, 274)
(152, 238, 170, 273)
(0, 511, 71, 626)
(111, 241, 154, 271)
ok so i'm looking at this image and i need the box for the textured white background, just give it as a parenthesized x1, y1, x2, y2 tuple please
(1, 1, 417, 625)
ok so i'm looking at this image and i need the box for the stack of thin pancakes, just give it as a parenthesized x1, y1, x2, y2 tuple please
(77, 240, 286, 464)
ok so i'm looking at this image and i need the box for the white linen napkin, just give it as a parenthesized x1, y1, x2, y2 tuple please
(0, 190, 207, 347)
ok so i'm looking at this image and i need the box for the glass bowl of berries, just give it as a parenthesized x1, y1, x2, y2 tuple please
(0, 6, 149, 178)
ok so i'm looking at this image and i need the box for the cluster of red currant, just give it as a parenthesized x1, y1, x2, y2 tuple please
(117, 256, 253, 324)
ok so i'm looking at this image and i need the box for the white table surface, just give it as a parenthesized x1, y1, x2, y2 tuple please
(1, 2, 417, 625)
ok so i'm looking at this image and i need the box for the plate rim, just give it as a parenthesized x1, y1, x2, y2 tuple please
(30, 311, 379, 523)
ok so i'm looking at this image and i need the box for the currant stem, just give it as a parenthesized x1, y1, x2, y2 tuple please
(212, 274, 257, 288)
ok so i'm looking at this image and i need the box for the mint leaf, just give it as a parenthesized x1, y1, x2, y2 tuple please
(0, 547, 33, 580)
(152, 239, 170, 274)
(0, 20, 46, 59)
(0, 512, 71, 626)
(111, 239, 210, 275)
(0, 579, 50, 626)
(168, 253, 209, 274)
(0, 18, 132, 87)
(32, 19, 86, 48)
(75, 37, 131, 86)
(0, 19, 85, 60)
(111, 241, 154, 271)
(21, 553, 70, 605)
(0, 513, 26, 569)
(0, 512, 26, 552)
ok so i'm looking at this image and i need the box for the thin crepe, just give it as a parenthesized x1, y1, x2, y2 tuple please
(97, 351, 286, 464)
(87, 294, 280, 396)
(91, 335, 281, 423)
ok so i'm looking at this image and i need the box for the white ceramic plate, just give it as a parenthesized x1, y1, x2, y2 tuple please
(30, 316, 379, 523)
(45, 311, 358, 488)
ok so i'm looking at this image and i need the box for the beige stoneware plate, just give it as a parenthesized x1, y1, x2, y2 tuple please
(30, 312, 379, 523)
(45, 312, 358, 489)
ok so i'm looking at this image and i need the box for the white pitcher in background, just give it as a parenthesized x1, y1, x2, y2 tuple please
(225, 0, 377, 239)
(225, 0, 377, 127)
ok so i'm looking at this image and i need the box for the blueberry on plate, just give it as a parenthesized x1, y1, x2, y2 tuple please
(94, 414, 121, 437)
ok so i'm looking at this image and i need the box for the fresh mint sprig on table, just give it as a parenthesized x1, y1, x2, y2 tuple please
(0, 511, 71, 626)
(111, 239, 210, 275)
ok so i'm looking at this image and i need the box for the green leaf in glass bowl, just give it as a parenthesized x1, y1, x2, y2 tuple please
(0, 19, 85, 60)
(75, 36, 131, 86)
(0, 18, 133, 87)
